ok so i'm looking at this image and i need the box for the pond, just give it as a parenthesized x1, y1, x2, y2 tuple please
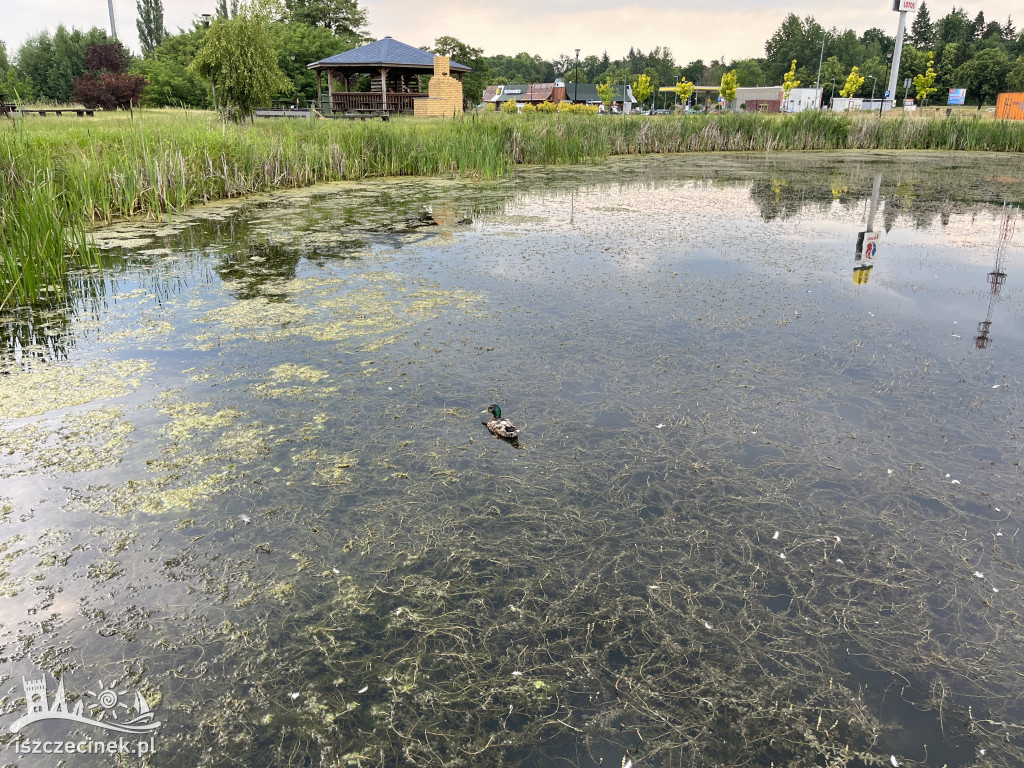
(1, 150, 1023, 768)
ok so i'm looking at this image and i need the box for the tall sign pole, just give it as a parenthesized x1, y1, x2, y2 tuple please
(107, 0, 118, 39)
(887, 0, 917, 111)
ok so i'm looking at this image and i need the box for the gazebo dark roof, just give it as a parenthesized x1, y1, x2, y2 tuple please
(308, 37, 470, 72)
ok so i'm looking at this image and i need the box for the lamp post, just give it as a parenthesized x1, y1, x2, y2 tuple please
(880, 51, 893, 116)
(201, 14, 216, 109)
(814, 31, 826, 110)
(867, 75, 877, 106)
(574, 49, 580, 104)
(290, 54, 298, 108)
(830, 78, 836, 110)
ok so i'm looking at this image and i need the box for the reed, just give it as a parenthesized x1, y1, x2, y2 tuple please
(3, 109, 1022, 308)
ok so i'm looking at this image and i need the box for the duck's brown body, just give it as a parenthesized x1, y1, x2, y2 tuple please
(483, 404, 520, 439)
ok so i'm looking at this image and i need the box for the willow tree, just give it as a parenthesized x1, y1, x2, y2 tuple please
(190, 0, 288, 121)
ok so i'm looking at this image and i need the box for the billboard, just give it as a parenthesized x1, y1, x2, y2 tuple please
(947, 88, 967, 105)
(892, 0, 918, 11)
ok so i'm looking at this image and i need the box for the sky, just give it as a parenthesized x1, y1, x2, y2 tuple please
(2, 0, 1018, 66)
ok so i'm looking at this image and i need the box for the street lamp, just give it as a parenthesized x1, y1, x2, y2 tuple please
(867, 75, 877, 104)
(574, 48, 580, 104)
(201, 14, 216, 108)
(830, 78, 836, 110)
(290, 54, 298, 108)
(814, 31, 827, 109)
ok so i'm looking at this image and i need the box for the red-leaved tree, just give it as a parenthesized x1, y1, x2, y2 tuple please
(71, 39, 146, 109)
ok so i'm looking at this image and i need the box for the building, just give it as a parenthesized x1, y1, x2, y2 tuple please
(782, 87, 824, 112)
(996, 92, 1024, 120)
(731, 86, 783, 113)
(307, 37, 470, 117)
(482, 83, 569, 107)
(481, 81, 636, 111)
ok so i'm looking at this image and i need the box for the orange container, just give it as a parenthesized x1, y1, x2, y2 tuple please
(996, 93, 1024, 120)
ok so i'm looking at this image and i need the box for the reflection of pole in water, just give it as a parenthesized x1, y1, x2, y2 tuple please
(975, 203, 1016, 349)
(854, 174, 883, 285)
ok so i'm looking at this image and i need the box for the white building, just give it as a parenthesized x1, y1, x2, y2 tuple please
(782, 87, 824, 112)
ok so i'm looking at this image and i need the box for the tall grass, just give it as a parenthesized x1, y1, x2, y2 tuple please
(3, 109, 1023, 308)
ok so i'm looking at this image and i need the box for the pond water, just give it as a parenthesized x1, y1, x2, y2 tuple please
(1, 151, 1023, 768)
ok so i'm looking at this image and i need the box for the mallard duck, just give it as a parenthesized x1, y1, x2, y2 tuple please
(482, 404, 520, 440)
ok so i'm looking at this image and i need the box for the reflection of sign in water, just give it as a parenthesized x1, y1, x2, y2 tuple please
(855, 231, 880, 261)
(855, 230, 879, 285)
(863, 232, 879, 262)
(948, 88, 966, 105)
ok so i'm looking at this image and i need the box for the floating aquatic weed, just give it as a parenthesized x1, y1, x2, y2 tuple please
(0, 407, 134, 476)
(0, 358, 152, 419)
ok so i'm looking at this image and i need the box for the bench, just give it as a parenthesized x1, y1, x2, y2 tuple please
(334, 111, 390, 121)
(6, 108, 96, 117)
(254, 108, 313, 119)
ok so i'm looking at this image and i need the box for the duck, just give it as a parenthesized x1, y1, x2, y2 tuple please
(482, 404, 520, 440)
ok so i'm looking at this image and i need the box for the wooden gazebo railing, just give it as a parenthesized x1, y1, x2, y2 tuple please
(330, 92, 427, 114)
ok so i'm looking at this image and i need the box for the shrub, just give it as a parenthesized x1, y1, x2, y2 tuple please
(501, 98, 518, 114)
(71, 72, 147, 109)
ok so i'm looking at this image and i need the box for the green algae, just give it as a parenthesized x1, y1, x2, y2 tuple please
(0, 359, 152, 419)
(0, 407, 134, 476)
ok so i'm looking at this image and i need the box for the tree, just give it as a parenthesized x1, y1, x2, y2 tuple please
(190, 3, 290, 121)
(969, 11, 986, 41)
(282, 0, 367, 38)
(936, 8, 972, 45)
(15, 26, 107, 102)
(913, 55, 938, 104)
(909, 2, 935, 48)
(731, 58, 766, 87)
(936, 42, 970, 89)
(1008, 58, 1024, 91)
(268, 21, 358, 104)
(840, 65, 864, 98)
(216, 0, 238, 18)
(820, 56, 845, 89)
(719, 70, 737, 106)
(631, 73, 653, 109)
(782, 59, 801, 101)
(71, 38, 146, 108)
(431, 36, 488, 107)
(678, 59, 705, 86)
(136, 0, 166, 54)
(673, 76, 694, 106)
(764, 14, 824, 83)
(954, 48, 1009, 108)
(596, 77, 614, 110)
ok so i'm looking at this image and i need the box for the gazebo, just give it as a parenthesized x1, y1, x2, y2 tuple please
(308, 37, 470, 116)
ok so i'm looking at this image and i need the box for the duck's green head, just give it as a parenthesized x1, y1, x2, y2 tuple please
(483, 404, 501, 418)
